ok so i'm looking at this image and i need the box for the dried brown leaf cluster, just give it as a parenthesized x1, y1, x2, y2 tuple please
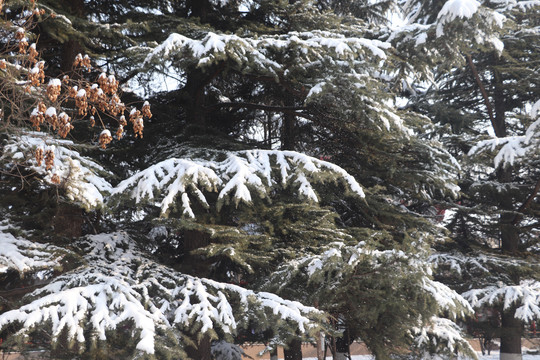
(1, 0, 151, 183)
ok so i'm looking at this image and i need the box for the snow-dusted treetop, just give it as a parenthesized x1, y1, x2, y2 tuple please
(390, 0, 507, 81)
(0, 232, 323, 355)
(112, 150, 365, 217)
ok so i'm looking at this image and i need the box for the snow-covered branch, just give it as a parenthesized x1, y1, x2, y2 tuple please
(0, 224, 65, 276)
(463, 280, 540, 322)
(2, 132, 113, 209)
(0, 232, 323, 354)
(143, 30, 390, 73)
(112, 150, 365, 217)
(411, 316, 477, 359)
(468, 102, 540, 168)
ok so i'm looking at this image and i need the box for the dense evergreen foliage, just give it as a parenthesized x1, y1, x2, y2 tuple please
(0, 0, 538, 359)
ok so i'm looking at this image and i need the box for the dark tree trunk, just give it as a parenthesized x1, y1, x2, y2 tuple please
(284, 338, 302, 360)
(500, 308, 522, 360)
(334, 327, 353, 360)
(181, 229, 212, 277)
(187, 0, 211, 22)
(183, 69, 209, 127)
(54, 203, 84, 238)
(492, 67, 519, 254)
(181, 65, 225, 128)
(281, 96, 296, 150)
(185, 333, 212, 360)
(491, 62, 522, 360)
(497, 167, 519, 253)
(60, 0, 85, 74)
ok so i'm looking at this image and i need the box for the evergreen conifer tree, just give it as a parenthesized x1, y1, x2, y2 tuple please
(394, 0, 540, 358)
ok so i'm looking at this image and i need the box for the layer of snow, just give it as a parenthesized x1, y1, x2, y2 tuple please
(468, 106, 540, 168)
(0, 224, 64, 275)
(0, 232, 321, 354)
(412, 316, 476, 356)
(144, 30, 390, 76)
(423, 278, 474, 319)
(2, 132, 113, 208)
(436, 0, 480, 37)
(48, 78, 61, 87)
(463, 280, 540, 322)
(113, 150, 365, 217)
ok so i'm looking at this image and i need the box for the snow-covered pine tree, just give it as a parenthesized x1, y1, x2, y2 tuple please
(126, 1, 476, 359)
(394, 0, 540, 357)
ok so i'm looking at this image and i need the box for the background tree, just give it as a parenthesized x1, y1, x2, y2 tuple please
(394, 0, 540, 358)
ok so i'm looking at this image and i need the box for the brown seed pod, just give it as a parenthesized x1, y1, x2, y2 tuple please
(116, 125, 124, 140)
(28, 43, 38, 63)
(142, 101, 152, 119)
(44, 148, 55, 170)
(50, 173, 61, 184)
(99, 129, 113, 149)
(73, 53, 83, 68)
(46, 78, 62, 102)
(30, 107, 44, 130)
(35, 147, 44, 166)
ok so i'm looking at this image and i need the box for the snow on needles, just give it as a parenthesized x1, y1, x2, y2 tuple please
(463, 280, 540, 322)
(468, 103, 540, 168)
(412, 317, 476, 357)
(0, 232, 322, 354)
(436, 0, 480, 37)
(3, 132, 113, 209)
(113, 150, 365, 217)
(0, 224, 64, 275)
(211, 341, 248, 360)
(143, 31, 390, 74)
(4, 134, 364, 215)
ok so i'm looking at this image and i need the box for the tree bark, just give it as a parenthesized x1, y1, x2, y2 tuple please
(500, 308, 522, 360)
(60, 0, 85, 74)
(334, 328, 351, 360)
(183, 68, 209, 127)
(187, 0, 211, 22)
(490, 63, 522, 359)
(316, 331, 325, 360)
(497, 167, 519, 253)
(182, 65, 225, 128)
(284, 339, 302, 360)
(491, 65, 519, 254)
(281, 97, 297, 150)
